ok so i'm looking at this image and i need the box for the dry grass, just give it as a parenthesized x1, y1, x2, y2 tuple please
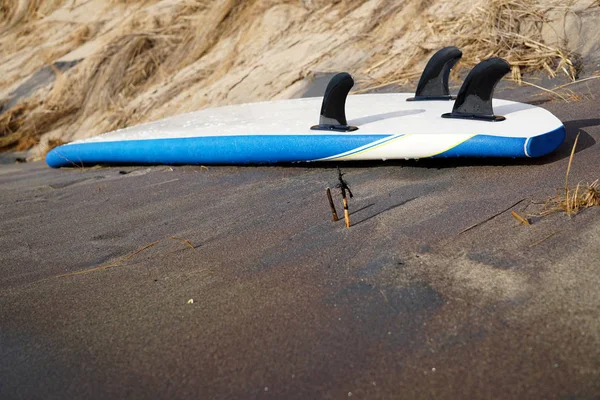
(459, 198, 526, 234)
(43, 138, 67, 155)
(0, 101, 37, 150)
(56, 237, 196, 278)
(0, 0, 597, 153)
(528, 231, 557, 247)
(0, 0, 257, 150)
(539, 134, 600, 217)
(501, 74, 600, 105)
(0, 0, 66, 28)
(361, 0, 582, 90)
(441, 0, 579, 81)
(541, 179, 600, 217)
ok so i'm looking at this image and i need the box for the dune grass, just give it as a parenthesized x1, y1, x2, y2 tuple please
(0, 0, 595, 153)
(360, 0, 582, 91)
(540, 134, 600, 217)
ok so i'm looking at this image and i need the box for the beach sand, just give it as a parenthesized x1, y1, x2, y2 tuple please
(1, 78, 599, 398)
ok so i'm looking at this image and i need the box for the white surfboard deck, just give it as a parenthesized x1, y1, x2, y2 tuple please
(46, 93, 565, 168)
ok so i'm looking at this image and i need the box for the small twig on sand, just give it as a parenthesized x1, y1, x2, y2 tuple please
(553, 76, 600, 90)
(57, 237, 195, 278)
(565, 134, 579, 186)
(326, 187, 339, 222)
(142, 178, 180, 189)
(459, 198, 526, 234)
(517, 80, 570, 102)
(168, 237, 196, 249)
(57, 240, 161, 278)
(511, 211, 531, 226)
(529, 232, 557, 248)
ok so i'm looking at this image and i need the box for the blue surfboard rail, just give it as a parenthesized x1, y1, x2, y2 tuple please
(46, 126, 566, 168)
(46, 134, 390, 168)
(431, 126, 566, 158)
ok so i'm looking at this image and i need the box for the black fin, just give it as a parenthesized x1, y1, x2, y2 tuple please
(407, 46, 462, 101)
(311, 72, 358, 132)
(442, 57, 511, 122)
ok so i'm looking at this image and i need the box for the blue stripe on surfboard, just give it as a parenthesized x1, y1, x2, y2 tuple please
(45, 134, 391, 168)
(46, 126, 566, 168)
(525, 126, 566, 157)
(433, 126, 566, 158)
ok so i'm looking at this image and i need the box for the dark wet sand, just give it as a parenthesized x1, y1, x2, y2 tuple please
(1, 79, 599, 399)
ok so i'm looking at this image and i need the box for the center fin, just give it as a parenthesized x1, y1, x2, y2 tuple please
(407, 46, 462, 101)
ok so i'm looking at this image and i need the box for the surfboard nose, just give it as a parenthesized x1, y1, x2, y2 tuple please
(46, 147, 64, 168)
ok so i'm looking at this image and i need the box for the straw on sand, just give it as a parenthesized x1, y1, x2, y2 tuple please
(539, 134, 600, 217)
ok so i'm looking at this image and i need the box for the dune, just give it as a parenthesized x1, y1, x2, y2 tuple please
(0, 0, 598, 157)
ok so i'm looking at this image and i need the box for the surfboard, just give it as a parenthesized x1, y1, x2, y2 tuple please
(45, 50, 566, 168)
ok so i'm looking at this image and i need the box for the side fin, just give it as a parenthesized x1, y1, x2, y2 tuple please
(407, 46, 462, 101)
(442, 57, 511, 122)
(311, 72, 358, 132)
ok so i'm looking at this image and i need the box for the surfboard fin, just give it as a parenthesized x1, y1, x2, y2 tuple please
(311, 72, 358, 132)
(442, 57, 511, 122)
(407, 46, 462, 101)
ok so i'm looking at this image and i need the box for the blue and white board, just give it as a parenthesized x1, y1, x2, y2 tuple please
(46, 93, 565, 168)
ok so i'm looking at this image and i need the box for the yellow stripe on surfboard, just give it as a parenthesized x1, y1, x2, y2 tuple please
(427, 134, 476, 157)
(327, 134, 478, 160)
(326, 135, 409, 161)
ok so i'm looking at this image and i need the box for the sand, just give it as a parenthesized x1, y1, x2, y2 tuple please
(0, 77, 599, 399)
